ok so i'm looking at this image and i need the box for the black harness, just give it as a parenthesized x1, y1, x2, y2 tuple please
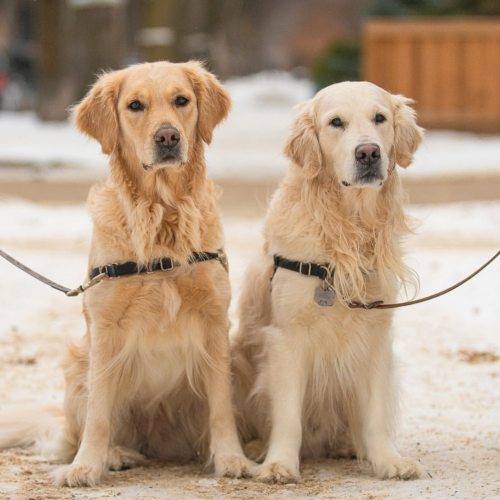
(0, 247, 226, 297)
(90, 251, 222, 280)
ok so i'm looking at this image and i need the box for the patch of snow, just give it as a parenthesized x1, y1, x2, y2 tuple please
(1, 73, 499, 182)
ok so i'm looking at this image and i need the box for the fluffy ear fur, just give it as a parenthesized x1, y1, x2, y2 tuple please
(74, 70, 124, 155)
(183, 61, 231, 145)
(392, 95, 424, 168)
(284, 101, 322, 179)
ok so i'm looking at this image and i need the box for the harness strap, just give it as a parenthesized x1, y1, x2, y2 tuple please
(273, 255, 331, 281)
(89, 252, 221, 280)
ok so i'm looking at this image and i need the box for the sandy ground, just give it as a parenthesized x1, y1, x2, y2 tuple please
(0, 190, 499, 499)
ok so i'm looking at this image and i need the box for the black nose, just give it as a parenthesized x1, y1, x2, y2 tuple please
(355, 143, 381, 166)
(154, 127, 180, 148)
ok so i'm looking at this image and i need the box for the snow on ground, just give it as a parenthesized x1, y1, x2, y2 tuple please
(0, 197, 499, 498)
(0, 72, 499, 183)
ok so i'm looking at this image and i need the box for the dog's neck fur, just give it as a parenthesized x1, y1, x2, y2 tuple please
(107, 141, 216, 263)
(270, 164, 415, 302)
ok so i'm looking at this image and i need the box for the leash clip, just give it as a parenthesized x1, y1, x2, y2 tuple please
(217, 248, 229, 273)
(65, 272, 108, 297)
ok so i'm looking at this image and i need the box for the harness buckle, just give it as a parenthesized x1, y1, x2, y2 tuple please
(159, 259, 173, 272)
(100, 264, 117, 278)
(299, 262, 312, 276)
(320, 265, 334, 291)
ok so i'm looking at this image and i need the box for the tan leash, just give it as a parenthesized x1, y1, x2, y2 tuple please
(348, 249, 499, 310)
(272, 250, 499, 310)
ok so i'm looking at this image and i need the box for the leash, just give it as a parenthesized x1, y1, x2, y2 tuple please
(0, 248, 73, 295)
(0, 248, 228, 297)
(273, 250, 500, 310)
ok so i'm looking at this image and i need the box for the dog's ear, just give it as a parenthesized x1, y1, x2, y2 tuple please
(284, 101, 322, 179)
(392, 95, 424, 168)
(183, 61, 231, 145)
(73, 70, 124, 155)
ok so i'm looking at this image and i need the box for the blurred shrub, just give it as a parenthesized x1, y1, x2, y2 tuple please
(370, 0, 500, 16)
(311, 40, 360, 90)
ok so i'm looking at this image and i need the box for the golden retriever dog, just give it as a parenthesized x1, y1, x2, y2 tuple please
(0, 61, 253, 486)
(231, 81, 424, 483)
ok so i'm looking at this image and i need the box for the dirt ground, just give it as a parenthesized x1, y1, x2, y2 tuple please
(0, 309, 497, 500)
(0, 177, 499, 499)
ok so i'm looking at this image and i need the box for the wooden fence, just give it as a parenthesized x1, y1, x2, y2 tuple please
(363, 18, 500, 132)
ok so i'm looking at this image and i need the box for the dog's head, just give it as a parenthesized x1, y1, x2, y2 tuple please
(74, 61, 231, 171)
(284, 81, 424, 187)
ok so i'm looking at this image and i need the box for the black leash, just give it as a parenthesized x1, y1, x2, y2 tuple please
(273, 250, 500, 310)
(0, 248, 227, 297)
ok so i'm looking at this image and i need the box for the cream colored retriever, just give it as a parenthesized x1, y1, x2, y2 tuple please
(232, 81, 424, 483)
(0, 61, 253, 486)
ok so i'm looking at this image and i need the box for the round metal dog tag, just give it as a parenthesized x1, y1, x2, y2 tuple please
(314, 286, 335, 307)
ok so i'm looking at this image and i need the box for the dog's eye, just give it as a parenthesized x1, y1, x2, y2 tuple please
(128, 100, 145, 112)
(374, 113, 386, 124)
(174, 96, 189, 107)
(330, 117, 344, 128)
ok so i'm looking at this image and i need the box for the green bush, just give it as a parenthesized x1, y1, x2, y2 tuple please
(370, 0, 500, 16)
(311, 40, 360, 91)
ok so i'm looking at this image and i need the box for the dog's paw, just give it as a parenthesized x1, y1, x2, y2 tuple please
(374, 456, 423, 480)
(214, 453, 255, 478)
(255, 461, 300, 484)
(54, 463, 104, 487)
(108, 446, 146, 471)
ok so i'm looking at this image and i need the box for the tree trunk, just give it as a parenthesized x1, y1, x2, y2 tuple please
(37, 0, 126, 121)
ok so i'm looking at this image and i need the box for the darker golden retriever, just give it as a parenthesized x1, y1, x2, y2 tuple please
(0, 61, 253, 486)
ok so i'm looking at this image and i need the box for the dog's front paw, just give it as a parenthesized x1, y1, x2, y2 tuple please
(255, 461, 300, 484)
(54, 463, 104, 487)
(214, 453, 255, 478)
(108, 446, 146, 471)
(373, 456, 423, 480)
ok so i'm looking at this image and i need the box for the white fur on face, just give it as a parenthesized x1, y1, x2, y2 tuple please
(314, 82, 396, 188)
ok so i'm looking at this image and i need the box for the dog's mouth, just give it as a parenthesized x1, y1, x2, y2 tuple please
(342, 174, 385, 188)
(358, 171, 384, 184)
(342, 164, 385, 188)
(143, 150, 185, 171)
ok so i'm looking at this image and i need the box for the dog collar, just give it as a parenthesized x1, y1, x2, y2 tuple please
(273, 254, 333, 281)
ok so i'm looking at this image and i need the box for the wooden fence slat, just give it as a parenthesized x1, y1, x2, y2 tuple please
(392, 37, 414, 98)
(363, 18, 500, 132)
(482, 37, 500, 122)
(436, 37, 461, 118)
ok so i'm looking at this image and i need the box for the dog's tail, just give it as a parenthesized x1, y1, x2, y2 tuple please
(0, 404, 74, 461)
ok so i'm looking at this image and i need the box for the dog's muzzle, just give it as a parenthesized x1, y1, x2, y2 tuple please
(153, 126, 182, 164)
(353, 143, 384, 185)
